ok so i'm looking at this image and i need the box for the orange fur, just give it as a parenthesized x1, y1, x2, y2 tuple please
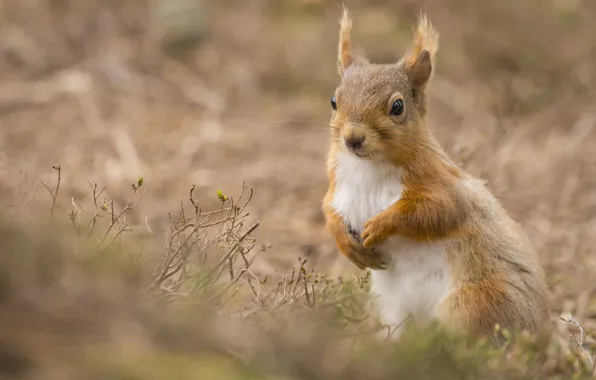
(361, 154, 469, 246)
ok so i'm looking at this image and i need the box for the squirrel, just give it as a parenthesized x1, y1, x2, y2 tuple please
(321, 9, 549, 340)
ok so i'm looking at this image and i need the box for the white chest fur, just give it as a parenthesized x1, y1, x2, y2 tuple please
(329, 152, 453, 333)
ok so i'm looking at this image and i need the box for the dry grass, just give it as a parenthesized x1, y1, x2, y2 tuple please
(0, 0, 595, 377)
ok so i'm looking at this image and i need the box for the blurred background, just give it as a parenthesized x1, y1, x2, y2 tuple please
(0, 0, 595, 324)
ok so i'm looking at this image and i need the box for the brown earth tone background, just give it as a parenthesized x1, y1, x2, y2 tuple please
(0, 0, 595, 330)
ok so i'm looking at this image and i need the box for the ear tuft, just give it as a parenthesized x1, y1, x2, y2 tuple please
(402, 14, 439, 87)
(338, 7, 354, 76)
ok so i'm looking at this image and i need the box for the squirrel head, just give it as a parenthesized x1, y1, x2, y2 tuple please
(330, 9, 439, 164)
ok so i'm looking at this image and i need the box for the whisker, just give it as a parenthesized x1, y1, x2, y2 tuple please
(225, 118, 318, 126)
(284, 136, 330, 145)
(268, 119, 315, 124)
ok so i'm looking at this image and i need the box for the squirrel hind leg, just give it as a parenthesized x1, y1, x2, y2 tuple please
(435, 279, 526, 339)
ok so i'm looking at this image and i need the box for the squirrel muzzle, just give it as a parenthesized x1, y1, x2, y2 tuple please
(343, 123, 367, 152)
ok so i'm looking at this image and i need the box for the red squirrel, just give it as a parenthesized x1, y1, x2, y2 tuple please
(322, 9, 549, 339)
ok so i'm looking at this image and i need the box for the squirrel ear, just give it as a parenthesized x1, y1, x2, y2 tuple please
(338, 8, 354, 76)
(402, 14, 438, 87)
(406, 50, 432, 88)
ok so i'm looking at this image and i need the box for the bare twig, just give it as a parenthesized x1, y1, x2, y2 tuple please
(561, 313, 596, 373)
(144, 216, 153, 234)
(98, 185, 146, 247)
(152, 183, 259, 303)
(39, 165, 61, 216)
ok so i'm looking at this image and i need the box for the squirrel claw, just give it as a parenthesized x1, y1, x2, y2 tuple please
(361, 228, 381, 249)
(361, 216, 393, 248)
(345, 224, 388, 270)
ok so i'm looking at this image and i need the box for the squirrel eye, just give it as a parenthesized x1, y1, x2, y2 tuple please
(331, 96, 337, 110)
(390, 99, 404, 116)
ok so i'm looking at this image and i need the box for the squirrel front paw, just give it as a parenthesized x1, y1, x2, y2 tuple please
(340, 225, 388, 270)
(361, 214, 396, 248)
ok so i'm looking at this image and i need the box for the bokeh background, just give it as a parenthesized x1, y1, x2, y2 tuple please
(0, 0, 595, 326)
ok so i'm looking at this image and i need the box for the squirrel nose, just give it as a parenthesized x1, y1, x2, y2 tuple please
(345, 135, 365, 150)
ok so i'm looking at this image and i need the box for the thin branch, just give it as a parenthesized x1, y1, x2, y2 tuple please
(39, 165, 61, 216)
(98, 187, 146, 246)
